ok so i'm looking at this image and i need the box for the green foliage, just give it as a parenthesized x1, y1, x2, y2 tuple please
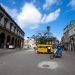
(32, 26, 58, 44)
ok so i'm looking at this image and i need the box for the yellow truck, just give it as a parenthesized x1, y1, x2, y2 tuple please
(36, 44, 53, 54)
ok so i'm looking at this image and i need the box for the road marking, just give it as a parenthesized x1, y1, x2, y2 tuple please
(38, 61, 58, 70)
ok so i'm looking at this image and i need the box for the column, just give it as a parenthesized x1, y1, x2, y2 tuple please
(4, 34, 7, 48)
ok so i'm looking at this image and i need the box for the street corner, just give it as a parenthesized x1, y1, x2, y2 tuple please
(37, 61, 58, 70)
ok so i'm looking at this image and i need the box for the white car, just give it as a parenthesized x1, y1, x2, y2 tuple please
(9, 45, 15, 49)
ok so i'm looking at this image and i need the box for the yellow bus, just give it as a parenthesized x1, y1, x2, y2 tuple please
(36, 44, 53, 53)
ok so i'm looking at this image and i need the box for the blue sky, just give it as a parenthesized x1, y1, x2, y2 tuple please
(0, 0, 75, 40)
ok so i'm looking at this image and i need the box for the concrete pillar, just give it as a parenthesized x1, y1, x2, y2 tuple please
(19, 40, 21, 48)
(4, 34, 7, 48)
(18, 39, 20, 47)
(21, 40, 24, 48)
(0, 16, 5, 27)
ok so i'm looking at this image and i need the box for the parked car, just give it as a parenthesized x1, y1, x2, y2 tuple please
(9, 45, 15, 49)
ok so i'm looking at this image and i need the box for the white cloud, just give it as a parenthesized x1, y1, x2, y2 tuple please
(42, 8, 61, 23)
(68, 0, 75, 8)
(41, 14, 47, 23)
(1, 3, 61, 29)
(17, 4, 60, 28)
(1, 4, 18, 20)
(43, 0, 57, 10)
(17, 3, 42, 29)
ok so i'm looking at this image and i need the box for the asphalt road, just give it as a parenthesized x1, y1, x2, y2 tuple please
(0, 49, 75, 75)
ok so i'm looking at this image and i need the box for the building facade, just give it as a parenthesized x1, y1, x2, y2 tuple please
(24, 38, 36, 48)
(0, 5, 25, 48)
(61, 20, 75, 51)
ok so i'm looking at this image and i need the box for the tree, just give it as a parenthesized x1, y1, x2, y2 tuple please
(31, 26, 57, 44)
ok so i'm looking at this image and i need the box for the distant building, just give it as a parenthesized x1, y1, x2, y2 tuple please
(24, 38, 36, 48)
(61, 20, 75, 51)
(0, 5, 25, 48)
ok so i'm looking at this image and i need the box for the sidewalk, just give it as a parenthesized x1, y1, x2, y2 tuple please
(64, 50, 75, 57)
(0, 48, 23, 57)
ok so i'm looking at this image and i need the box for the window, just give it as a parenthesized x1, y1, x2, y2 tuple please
(4, 18, 8, 27)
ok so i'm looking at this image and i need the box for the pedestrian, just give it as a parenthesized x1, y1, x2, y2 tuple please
(55, 45, 62, 57)
(53, 46, 57, 54)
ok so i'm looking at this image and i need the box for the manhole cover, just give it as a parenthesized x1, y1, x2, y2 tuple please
(43, 65, 50, 68)
(38, 61, 58, 69)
